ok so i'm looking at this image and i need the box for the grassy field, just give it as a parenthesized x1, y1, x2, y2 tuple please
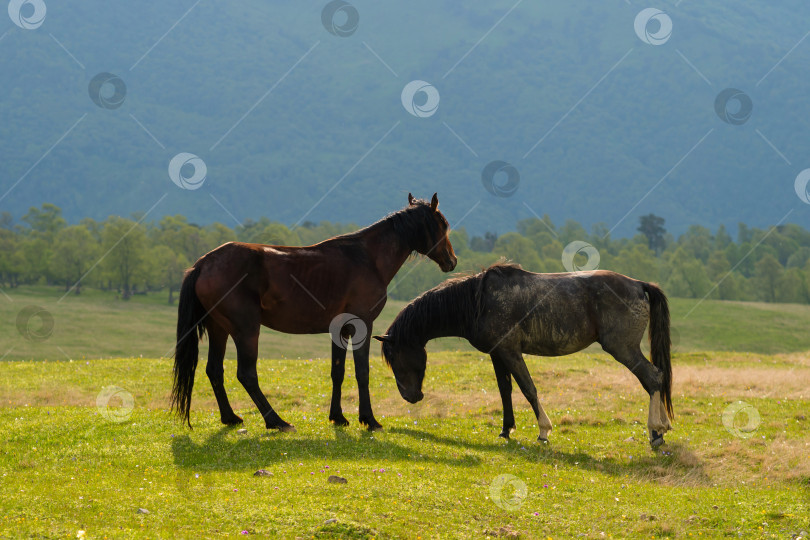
(1, 287, 810, 538)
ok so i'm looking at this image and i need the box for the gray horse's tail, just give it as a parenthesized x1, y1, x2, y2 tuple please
(643, 282, 673, 420)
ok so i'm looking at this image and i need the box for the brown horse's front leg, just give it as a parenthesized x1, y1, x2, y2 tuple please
(329, 341, 350, 426)
(353, 324, 382, 431)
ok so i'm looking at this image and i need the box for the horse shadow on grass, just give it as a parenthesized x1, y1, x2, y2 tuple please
(388, 426, 711, 486)
(170, 425, 482, 472)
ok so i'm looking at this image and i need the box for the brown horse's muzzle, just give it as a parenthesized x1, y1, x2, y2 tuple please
(440, 253, 458, 272)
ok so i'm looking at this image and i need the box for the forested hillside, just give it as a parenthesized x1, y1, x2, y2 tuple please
(2, 203, 807, 305)
(2, 1, 810, 236)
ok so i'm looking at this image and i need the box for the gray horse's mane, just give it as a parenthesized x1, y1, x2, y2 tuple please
(386, 260, 523, 349)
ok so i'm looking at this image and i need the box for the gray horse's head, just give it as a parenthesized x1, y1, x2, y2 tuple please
(374, 335, 426, 403)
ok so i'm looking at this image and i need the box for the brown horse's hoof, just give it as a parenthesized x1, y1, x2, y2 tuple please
(361, 418, 383, 431)
(537, 436, 549, 444)
(329, 415, 350, 427)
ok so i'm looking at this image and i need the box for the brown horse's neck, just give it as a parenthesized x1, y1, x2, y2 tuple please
(361, 219, 414, 285)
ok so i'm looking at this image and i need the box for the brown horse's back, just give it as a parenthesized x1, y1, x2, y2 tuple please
(193, 240, 386, 335)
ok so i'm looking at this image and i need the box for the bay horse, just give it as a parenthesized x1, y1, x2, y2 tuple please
(374, 262, 673, 448)
(171, 193, 457, 432)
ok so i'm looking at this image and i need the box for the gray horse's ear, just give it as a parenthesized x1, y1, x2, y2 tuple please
(408, 193, 415, 205)
(373, 335, 393, 343)
(430, 193, 438, 211)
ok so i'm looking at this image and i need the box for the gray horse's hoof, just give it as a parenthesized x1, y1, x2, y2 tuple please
(537, 436, 549, 444)
(650, 430, 664, 448)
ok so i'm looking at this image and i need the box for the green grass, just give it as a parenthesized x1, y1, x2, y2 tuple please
(2, 287, 810, 537)
(1, 351, 808, 539)
(4, 286, 810, 362)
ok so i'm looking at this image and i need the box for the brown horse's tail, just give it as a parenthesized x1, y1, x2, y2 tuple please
(172, 265, 207, 427)
(643, 282, 673, 421)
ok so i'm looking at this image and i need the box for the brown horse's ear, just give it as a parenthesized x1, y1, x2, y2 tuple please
(430, 193, 439, 211)
(408, 193, 415, 205)
(373, 335, 393, 343)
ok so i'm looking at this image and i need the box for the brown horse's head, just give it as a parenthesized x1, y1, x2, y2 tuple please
(406, 192, 457, 272)
(374, 334, 426, 403)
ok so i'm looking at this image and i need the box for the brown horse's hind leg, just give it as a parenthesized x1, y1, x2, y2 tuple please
(233, 330, 295, 432)
(493, 350, 552, 442)
(205, 321, 242, 425)
(328, 341, 350, 426)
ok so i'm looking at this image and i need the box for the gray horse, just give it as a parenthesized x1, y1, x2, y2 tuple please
(375, 262, 673, 448)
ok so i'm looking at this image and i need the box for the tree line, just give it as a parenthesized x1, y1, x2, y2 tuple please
(1, 204, 808, 305)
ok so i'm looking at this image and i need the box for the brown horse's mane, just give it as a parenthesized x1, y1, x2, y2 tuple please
(385, 261, 523, 356)
(326, 197, 446, 257)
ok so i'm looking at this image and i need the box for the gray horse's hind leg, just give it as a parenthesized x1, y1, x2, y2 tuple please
(490, 356, 516, 438)
(493, 350, 552, 442)
(604, 345, 670, 446)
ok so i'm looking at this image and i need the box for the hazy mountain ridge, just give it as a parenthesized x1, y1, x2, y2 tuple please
(2, 0, 809, 235)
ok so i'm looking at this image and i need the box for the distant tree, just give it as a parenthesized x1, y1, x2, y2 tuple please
(49, 226, 100, 293)
(470, 231, 497, 252)
(610, 244, 659, 283)
(493, 233, 541, 270)
(0, 228, 18, 286)
(638, 214, 666, 255)
(558, 219, 588, 246)
(776, 267, 809, 304)
(714, 224, 732, 250)
(22, 203, 66, 241)
(102, 217, 147, 300)
(753, 254, 783, 302)
(680, 225, 713, 262)
(787, 247, 810, 269)
(0, 211, 13, 230)
(664, 248, 711, 298)
(449, 228, 469, 253)
(706, 251, 736, 300)
(147, 245, 188, 304)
